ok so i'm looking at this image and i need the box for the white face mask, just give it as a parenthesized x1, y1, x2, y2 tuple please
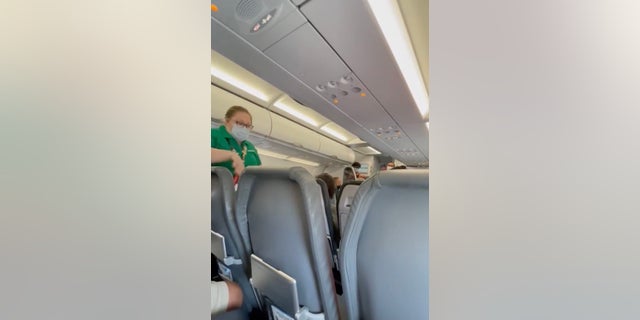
(230, 124, 250, 141)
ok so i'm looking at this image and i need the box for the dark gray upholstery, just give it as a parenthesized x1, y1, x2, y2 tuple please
(340, 170, 429, 320)
(235, 167, 339, 319)
(211, 167, 257, 310)
(316, 178, 343, 295)
(316, 179, 338, 255)
(212, 309, 248, 320)
(211, 167, 242, 256)
(336, 181, 361, 238)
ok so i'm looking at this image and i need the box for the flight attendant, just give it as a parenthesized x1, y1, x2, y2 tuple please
(211, 106, 257, 314)
(211, 106, 261, 178)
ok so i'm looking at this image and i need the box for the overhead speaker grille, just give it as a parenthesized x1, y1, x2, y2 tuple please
(236, 0, 264, 20)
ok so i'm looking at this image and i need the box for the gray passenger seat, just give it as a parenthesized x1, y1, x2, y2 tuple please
(316, 178, 342, 295)
(235, 167, 340, 320)
(340, 170, 429, 320)
(211, 167, 258, 313)
(336, 181, 362, 239)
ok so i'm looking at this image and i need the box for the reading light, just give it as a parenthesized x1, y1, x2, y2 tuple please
(321, 125, 348, 142)
(366, 0, 429, 118)
(210, 66, 268, 102)
(255, 148, 288, 160)
(288, 157, 320, 167)
(426, 121, 429, 130)
(273, 100, 319, 127)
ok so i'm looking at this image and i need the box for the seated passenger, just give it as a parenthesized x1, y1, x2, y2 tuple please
(386, 162, 395, 170)
(343, 166, 357, 182)
(351, 162, 366, 180)
(333, 176, 342, 191)
(211, 281, 243, 316)
(211, 253, 243, 316)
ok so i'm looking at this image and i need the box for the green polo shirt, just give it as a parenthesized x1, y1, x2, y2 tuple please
(211, 126, 261, 173)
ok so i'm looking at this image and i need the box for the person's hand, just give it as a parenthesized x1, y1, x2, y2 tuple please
(229, 152, 245, 177)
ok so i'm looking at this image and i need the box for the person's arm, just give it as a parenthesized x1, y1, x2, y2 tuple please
(225, 281, 243, 311)
(210, 280, 243, 315)
(211, 148, 245, 176)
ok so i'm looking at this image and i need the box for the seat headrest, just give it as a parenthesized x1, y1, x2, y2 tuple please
(373, 169, 429, 189)
(239, 166, 311, 182)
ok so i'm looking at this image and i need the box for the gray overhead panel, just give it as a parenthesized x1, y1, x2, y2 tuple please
(211, 2, 424, 164)
(260, 23, 423, 164)
(290, 0, 309, 6)
(211, 0, 306, 51)
(300, 0, 429, 159)
(263, 24, 393, 130)
(211, 17, 397, 158)
(369, 124, 426, 164)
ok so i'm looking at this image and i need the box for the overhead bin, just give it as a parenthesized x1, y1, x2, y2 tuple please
(269, 112, 320, 152)
(212, 85, 354, 164)
(211, 85, 272, 137)
(318, 135, 355, 163)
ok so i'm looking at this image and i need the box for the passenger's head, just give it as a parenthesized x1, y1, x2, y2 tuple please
(224, 106, 253, 141)
(343, 166, 356, 182)
(333, 176, 342, 188)
(316, 173, 336, 199)
(351, 162, 361, 170)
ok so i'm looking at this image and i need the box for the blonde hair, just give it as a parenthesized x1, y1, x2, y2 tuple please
(225, 106, 252, 122)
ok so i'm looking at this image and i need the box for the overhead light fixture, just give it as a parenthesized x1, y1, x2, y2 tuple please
(366, 0, 429, 118)
(321, 125, 348, 142)
(366, 146, 381, 154)
(255, 148, 288, 160)
(210, 66, 268, 102)
(273, 100, 319, 127)
(288, 157, 320, 167)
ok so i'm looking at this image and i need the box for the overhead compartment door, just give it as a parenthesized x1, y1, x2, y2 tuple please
(211, 85, 272, 137)
(318, 135, 355, 163)
(269, 112, 320, 152)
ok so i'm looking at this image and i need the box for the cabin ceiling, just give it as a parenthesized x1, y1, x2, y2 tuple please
(211, 0, 429, 166)
(399, 0, 429, 94)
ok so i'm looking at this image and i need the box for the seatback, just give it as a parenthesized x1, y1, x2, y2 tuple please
(336, 181, 362, 238)
(211, 167, 240, 257)
(211, 167, 257, 310)
(316, 179, 338, 254)
(316, 178, 343, 294)
(235, 167, 339, 319)
(343, 166, 357, 183)
(340, 170, 429, 320)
